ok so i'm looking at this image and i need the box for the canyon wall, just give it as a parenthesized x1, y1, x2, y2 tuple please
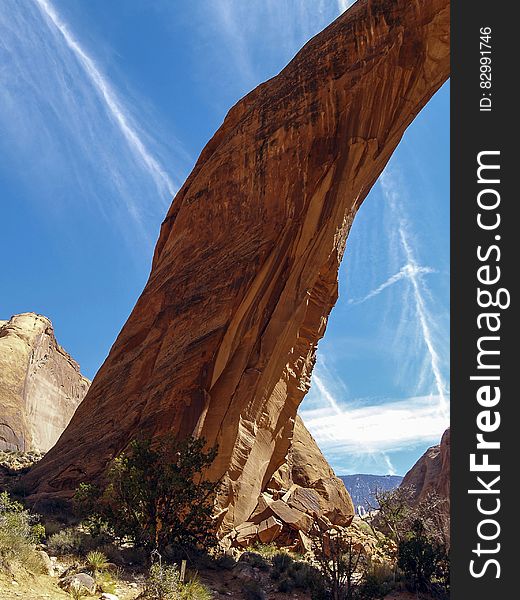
(401, 428, 450, 505)
(0, 313, 90, 452)
(24, 0, 450, 535)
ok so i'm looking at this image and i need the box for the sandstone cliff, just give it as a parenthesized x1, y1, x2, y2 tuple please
(24, 0, 450, 537)
(0, 313, 90, 452)
(401, 428, 450, 505)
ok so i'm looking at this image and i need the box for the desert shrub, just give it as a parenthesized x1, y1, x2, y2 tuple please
(355, 562, 396, 600)
(69, 585, 86, 600)
(271, 551, 293, 573)
(0, 491, 45, 572)
(96, 569, 119, 594)
(47, 528, 84, 555)
(213, 553, 236, 570)
(85, 549, 110, 575)
(179, 575, 212, 600)
(270, 552, 326, 597)
(277, 577, 294, 593)
(43, 519, 64, 537)
(142, 562, 181, 599)
(311, 524, 368, 600)
(75, 435, 219, 556)
(239, 551, 270, 571)
(249, 542, 279, 558)
(397, 520, 449, 595)
(97, 542, 124, 565)
(242, 580, 266, 600)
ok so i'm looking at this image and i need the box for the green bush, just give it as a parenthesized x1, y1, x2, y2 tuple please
(75, 435, 219, 556)
(85, 549, 110, 575)
(270, 552, 326, 597)
(240, 551, 270, 571)
(47, 528, 84, 555)
(213, 553, 236, 570)
(96, 570, 119, 594)
(271, 552, 293, 573)
(397, 520, 449, 595)
(179, 576, 212, 600)
(242, 580, 266, 600)
(143, 562, 181, 599)
(0, 491, 44, 572)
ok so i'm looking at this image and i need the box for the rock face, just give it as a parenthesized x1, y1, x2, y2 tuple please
(24, 0, 450, 537)
(401, 428, 450, 505)
(0, 313, 90, 452)
(225, 415, 354, 549)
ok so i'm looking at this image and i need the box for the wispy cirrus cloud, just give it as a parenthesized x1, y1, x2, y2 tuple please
(349, 263, 435, 306)
(337, 1, 355, 13)
(0, 0, 185, 246)
(380, 169, 449, 418)
(300, 162, 449, 475)
(301, 359, 448, 475)
(33, 0, 176, 200)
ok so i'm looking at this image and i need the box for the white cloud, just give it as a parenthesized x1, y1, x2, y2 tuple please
(33, 0, 175, 199)
(380, 169, 449, 418)
(301, 395, 448, 454)
(301, 359, 448, 475)
(337, 1, 354, 14)
(349, 263, 435, 305)
(0, 0, 185, 248)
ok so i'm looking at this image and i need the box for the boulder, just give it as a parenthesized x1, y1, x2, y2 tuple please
(268, 500, 313, 533)
(235, 522, 258, 548)
(59, 572, 96, 594)
(257, 516, 283, 544)
(37, 550, 54, 576)
(401, 428, 450, 505)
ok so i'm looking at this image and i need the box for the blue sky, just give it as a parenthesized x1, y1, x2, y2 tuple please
(0, 0, 449, 476)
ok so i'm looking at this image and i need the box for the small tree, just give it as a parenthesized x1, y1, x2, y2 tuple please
(311, 521, 366, 600)
(368, 486, 415, 546)
(398, 519, 449, 595)
(75, 435, 219, 556)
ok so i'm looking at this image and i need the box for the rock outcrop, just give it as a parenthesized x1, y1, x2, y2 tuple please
(24, 0, 450, 537)
(225, 415, 354, 549)
(0, 313, 90, 452)
(401, 428, 450, 505)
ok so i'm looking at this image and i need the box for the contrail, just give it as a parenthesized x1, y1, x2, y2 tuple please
(33, 0, 175, 199)
(349, 263, 434, 305)
(313, 374, 343, 416)
(380, 170, 449, 417)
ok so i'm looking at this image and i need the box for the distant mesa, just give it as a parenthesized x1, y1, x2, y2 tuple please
(0, 313, 90, 453)
(340, 474, 403, 515)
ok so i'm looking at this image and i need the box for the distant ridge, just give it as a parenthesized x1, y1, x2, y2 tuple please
(340, 474, 403, 515)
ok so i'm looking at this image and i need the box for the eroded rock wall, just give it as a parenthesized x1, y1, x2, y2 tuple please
(24, 0, 450, 534)
(0, 313, 90, 452)
(401, 428, 450, 505)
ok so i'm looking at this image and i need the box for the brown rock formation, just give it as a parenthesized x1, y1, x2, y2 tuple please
(0, 313, 90, 452)
(24, 0, 450, 536)
(401, 428, 450, 505)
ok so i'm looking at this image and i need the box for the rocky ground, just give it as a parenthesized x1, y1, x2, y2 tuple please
(0, 552, 317, 600)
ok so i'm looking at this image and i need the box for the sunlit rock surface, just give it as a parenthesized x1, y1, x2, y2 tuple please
(24, 0, 450, 535)
(0, 313, 89, 452)
(401, 428, 450, 505)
